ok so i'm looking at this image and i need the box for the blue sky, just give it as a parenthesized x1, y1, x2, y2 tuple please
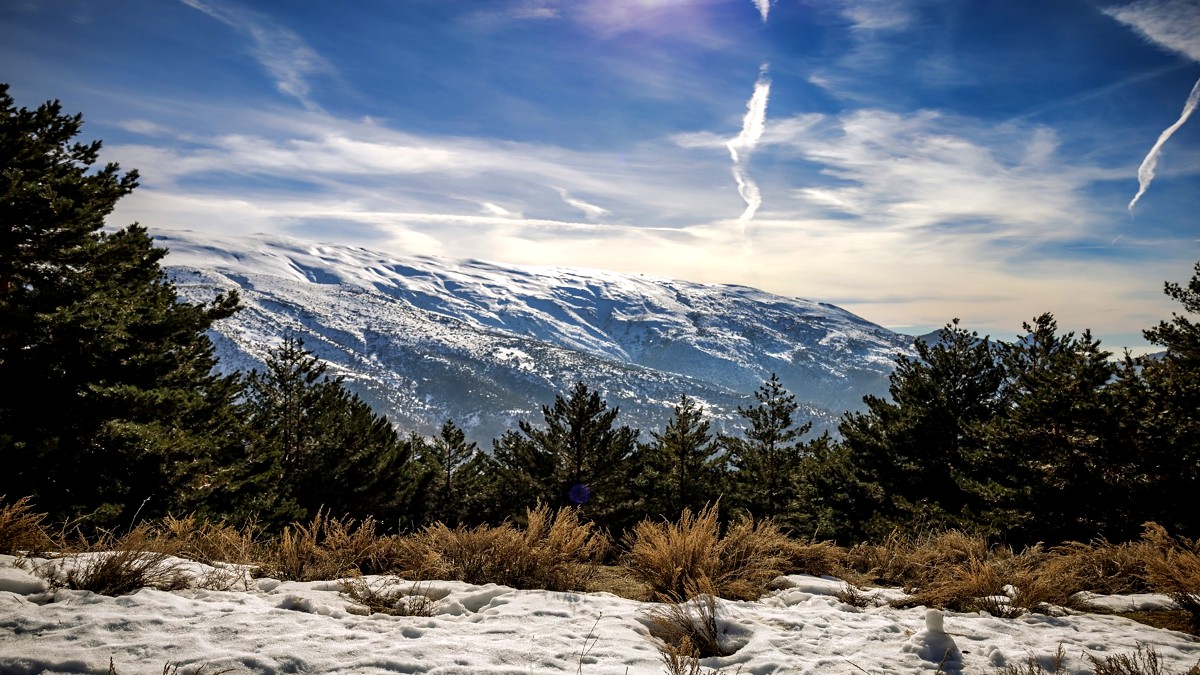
(4, 0, 1199, 350)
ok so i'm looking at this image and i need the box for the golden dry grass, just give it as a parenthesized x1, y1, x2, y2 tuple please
(6, 492, 1200, 638)
(154, 515, 263, 567)
(1140, 523, 1200, 633)
(642, 579, 733, 662)
(29, 524, 190, 596)
(621, 503, 789, 601)
(262, 509, 380, 581)
(401, 504, 608, 591)
(779, 539, 847, 578)
(844, 528, 999, 589)
(0, 496, 56, 555)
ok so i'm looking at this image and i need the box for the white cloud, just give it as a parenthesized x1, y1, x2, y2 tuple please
(553, 188, 611, 220)
(1105, 1, 1200, 210)
(752, 0, 771, 22)
(179, 0, 333, 108)
(481, 202, 520, 218)
(839, 0, 914, 32)
(769, 109, 1098, 237)
(1105, 0, 1200, 62)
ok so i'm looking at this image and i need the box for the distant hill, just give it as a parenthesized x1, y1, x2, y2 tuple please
(159, 229, 915, 443)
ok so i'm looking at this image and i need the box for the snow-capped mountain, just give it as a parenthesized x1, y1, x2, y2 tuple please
(158, 229, 914, 443)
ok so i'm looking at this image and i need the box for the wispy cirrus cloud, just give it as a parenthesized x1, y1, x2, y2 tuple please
(107, 106, 736, 230)
(1105, 0, 1200, 62)
(780, 110, 1102, 236)
(554, 187, 611, 220)
(179, 0, 332, 109)
(678, 106, 1103, 239)
(838, 0, 915, 32)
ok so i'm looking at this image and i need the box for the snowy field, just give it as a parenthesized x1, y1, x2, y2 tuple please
(1, 554, 1198, 675)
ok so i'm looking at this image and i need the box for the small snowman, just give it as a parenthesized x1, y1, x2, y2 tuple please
(901, 609, 964, 672)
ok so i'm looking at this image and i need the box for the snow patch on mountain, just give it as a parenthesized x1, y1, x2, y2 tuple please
(159, 229, 913, 442)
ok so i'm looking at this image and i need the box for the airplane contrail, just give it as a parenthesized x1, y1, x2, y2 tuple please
(1129, 75, 1200, 213)
(752, 0, 771, 22)
(727, 67, 771, 252)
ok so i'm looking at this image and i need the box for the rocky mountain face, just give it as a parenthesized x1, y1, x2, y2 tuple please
(159, 230, 914, 444)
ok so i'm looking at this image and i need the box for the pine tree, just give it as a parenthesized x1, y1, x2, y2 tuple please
(1122, 263, 1200, 537)
(241, 337, 416, 524)
(487, 382, 639, 527)
(414, 419, 482, 526)
(837, 320, 1006, 537)
(636, 394, 725, 519)
(720, 374, 811, 522)
(986, 313, 1122, 542)
(0, 84, 242, 527)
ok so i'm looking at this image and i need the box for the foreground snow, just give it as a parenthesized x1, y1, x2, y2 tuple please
(1, 555, 1197, 674)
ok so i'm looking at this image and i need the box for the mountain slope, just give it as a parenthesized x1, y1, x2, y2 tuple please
(159, 229, 913, 443)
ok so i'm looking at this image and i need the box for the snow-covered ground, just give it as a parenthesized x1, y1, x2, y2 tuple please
(1, 555, 1198, 674)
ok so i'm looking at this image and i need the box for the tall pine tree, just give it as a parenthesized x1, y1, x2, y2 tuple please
(837, 321, 1006, 537)
(720, 374, 811, 523)
(1122, 263, 1200, 537)
(0, 85, 242, 527)
(413, 419, 485, 526)
(636, 394, 725, 519)
(987, 313, 1122, 542)
(487, 382, 639, 527)
(240, 337, 416, 524)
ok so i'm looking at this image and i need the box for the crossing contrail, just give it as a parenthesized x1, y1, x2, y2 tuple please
(1129, 76, 1200, 213)
(727, 67, 771, 252)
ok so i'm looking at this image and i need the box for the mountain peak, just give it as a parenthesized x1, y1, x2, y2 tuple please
(158, 228, 913, 442)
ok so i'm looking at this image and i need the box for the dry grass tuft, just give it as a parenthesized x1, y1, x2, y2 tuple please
(1139, 523, 1200, 634)
(155, 515, 263, 567)
(844, 529, 998, 589)
(402, 504, 607, 591)
(31, 524, 190, 596)
(835, 582, 872, 608)
(340, 573, 442, 616)
(889, 538, 1085, 617)
(994, 645, 1066, 674)
(0, 496, 56, 555)
(622, 504, 789, 601)
(107, 658, 235, 675)
(1043, 539, 1154, 596)
(643, 579, 734, 662)
(780, 539, 847, 578)
(898, 557, 1017, 616)
(1088, 644, 1200, 675)
(262, 510, 380, 581)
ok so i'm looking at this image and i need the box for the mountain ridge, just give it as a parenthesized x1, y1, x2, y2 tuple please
(158, 229, 915, 443)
